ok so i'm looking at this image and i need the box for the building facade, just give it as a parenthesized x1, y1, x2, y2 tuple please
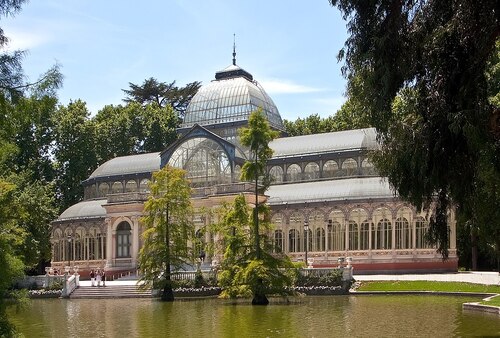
(50, 57, 458, 275)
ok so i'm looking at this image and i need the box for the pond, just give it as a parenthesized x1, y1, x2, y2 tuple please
(8, 295, 500, 337)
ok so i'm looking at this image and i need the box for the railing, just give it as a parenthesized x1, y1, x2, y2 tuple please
(62, 273, 79, 297)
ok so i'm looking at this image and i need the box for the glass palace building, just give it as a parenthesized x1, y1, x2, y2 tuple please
(50, 56, 458, 275)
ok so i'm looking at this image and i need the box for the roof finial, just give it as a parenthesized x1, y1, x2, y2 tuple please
(232, 33, 236, 66)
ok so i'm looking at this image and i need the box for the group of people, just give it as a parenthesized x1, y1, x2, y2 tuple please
(89, 269, 106, 287)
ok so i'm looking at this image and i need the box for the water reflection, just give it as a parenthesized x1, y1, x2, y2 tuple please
(8, 296, 500, 337)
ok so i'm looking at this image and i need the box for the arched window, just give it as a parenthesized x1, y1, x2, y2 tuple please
(396, 217, 411, 249)
(328, 210, 345, 251)
(361, 158, 376, 175)
(322, 160, 339, 178)
(309, 210, 324, 252)
(98, 183, 109, 197)
(303, 227, 312, 253)
(349, 221, 358, 251)
(304, 162, 320, 181)
(415, 216, 429, 249)
(288, 229, 300, 253)
(341, 158, 358, 176)
(125, 180, 137, 193)
(269, 166, 284, 184)
(111, 181, 123, 194)
(139, 179, 150, 193)
(167, 137, 232, 187)
(116, 222, 132, 258)
(289, 212, 303, 252)
(375, 219, 392, 250)
(315, 228, 325, 251)
(52, 229, 63, 262)
(74, 227, 85, 261)
(360, 221, 370, 250)
(233, 165, 241, 182)
(195, 229, 205, 257)
(286, 164, 302, 182)
(274, 230, 283, 253)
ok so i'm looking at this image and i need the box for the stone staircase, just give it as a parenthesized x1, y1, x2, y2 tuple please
(70, 285, 152, 299)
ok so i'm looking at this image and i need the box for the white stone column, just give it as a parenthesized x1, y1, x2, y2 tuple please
(105, 217, 113, 267)
(131, 216, 139, 268)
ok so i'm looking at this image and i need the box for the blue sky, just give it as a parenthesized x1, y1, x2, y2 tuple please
(2, 0, 349, 121)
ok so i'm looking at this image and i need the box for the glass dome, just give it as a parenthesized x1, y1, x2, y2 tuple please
(181, 64, 284, 132)
(167, 137, 232, 187)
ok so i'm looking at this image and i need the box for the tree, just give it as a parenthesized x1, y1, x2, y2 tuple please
(138, 166, 194, 301)
(330, 0, 499, 260)
(239, 108, 285, 305)
(53, 100, 97, 211)
(214, 194, 295, 300)
(122, 78, 201, 118)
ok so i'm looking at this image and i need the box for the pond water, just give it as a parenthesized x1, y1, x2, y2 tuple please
(8, 295, 500, 337)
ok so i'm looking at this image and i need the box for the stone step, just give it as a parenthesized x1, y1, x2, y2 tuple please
(70, 285, 152, 299)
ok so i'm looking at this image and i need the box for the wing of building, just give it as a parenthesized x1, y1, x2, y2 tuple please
(51, 55, 458, 276)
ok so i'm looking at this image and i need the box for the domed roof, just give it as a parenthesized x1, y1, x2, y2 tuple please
(181, 61, 284, 131)
(88, 152, 160, 180)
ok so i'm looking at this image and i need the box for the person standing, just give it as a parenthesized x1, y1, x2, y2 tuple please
(96, 269, 102, 287)
(90, 270, 95, 287)
(102, 271, 106, 287)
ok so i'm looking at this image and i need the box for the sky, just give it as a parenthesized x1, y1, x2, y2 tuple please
(2, 0, 349, 121)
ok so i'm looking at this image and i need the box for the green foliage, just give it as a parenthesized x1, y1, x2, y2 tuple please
(295, 269, 343, 287)
(330, 0, 499, 259)
(283, 98, 371, 136)
(138, 166, 195, 301)
(122, 77, 201, 118)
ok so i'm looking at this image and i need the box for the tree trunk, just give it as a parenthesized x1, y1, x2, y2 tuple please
(471, 229, 478, 271)
(161, 282, 174, 302)
(252, 287, 269, 305)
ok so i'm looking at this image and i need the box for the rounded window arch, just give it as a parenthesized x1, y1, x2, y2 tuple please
(269, 166, 284, 184)
(98, 182, 109, 197)
(328, 210, 345, 251)
(139, 179, 150, 193)
(361, 158, 376, 175)
(323, 160, 339, 178)
(116, 221, 132, 258)
(415, 216, 429, 249)
(349, 208, 369, 250)
(167, 137, 232, 187)
(125, 180, 137, 193)
(341, 158, 358, 176)
(304, 162, 320, 181)
(111, 181, 123, 194)
(274, 230, 284, 253)
(286, 164, 301, 182)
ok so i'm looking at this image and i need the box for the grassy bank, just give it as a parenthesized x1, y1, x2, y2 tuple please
(481, 295, 500, 306)
(356, 281, 500, 293)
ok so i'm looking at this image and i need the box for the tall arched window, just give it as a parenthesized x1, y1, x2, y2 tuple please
(303, 228, 312, 253)
(289, 212, 303, 252)
(272, 213, 285, 251)
(269, 166, 284, 184)
(395, 217, 411, 249)
(286, 164, 302, 182)
(289, 229, 299, 253)
(415, 216, 429, 249)
(328, 210, 345, 251)
(322, 160, 339, 178)
(274, 230, 284, 253)
(304, 162, 320, 181)
(375, 219, 392, 250)
(348, 221, 358, 251)
(116, 222, 132, 258)
(52, 229, 63, 262)
(316, 228, 325, 251)
(360, 221, 370, 250)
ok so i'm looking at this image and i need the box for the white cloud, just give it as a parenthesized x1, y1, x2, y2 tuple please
(259, 78, 323, 94)
(2, 29, 51, 50)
